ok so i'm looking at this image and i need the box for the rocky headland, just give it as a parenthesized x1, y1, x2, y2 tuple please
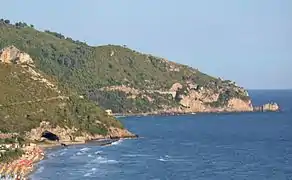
(0, 19, 281, 179)
(0, 20, 279, 115)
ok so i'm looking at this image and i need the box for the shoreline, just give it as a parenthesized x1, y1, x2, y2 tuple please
(0, 136, 138, 179)
(112, 101, 280, 118)
(113, 108, 281, 118)
(0, 144, 45, 179)
(29, 136, 137, 178)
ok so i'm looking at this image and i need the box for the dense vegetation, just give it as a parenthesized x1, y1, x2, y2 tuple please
(0, 23, 214, 90)
(0, 19, 250, 113)
(207, 89, 251, 107)
(0, 64, 123, 135)
(89, 90, 177, 113)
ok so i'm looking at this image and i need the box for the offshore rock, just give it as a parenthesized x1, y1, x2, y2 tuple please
(254, 102, 280, 112)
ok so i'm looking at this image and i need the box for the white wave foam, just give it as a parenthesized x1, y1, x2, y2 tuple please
(157, 155, 191, 162)
(123, 154, 153, 157)
(83, 167, 97, 177)
(99, 159, 118, 164)
(76, 152, 84, 156)
(92, 156, 118, 164)
(84, 172, 92, 177)
(75, 147, 91, 156)
(91, 168, 97, 171)
(157, 155, 172, 162)
(111, 139, 123, 145)
(94, 150, 103, 154)
(60, 151, 67, 156)
(80, 147, 91, 152)
(158, 158, 167, 162)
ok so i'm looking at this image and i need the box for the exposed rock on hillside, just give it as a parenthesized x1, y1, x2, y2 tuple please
(0, 45, 58, 91)
(227, 98, 253, 112)
(0, 45, 34, 66)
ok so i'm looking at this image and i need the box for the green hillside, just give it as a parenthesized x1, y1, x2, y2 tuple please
(0, 19, 250, 114)
(0, 63, 123, 136)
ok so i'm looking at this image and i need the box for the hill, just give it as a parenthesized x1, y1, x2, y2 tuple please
(0, 19, 253, 114)
(0, 45, 134, 143)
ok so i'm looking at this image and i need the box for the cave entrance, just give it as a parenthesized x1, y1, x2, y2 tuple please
(41, 130, 60, 141)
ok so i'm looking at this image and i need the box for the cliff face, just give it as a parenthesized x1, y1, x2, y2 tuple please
(98, 80, 253, 114)
(0, 46, 134, 142)
(174, 82, 253, 113)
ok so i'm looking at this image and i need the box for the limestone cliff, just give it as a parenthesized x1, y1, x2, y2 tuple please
(175, 82, 253, 113)
(99, 80, 253, 114)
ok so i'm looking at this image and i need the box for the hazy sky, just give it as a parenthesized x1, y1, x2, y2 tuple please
(2, 0, 291, 89)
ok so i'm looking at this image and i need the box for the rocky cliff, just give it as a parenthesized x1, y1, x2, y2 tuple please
(0, 46, 135, 143)
(98, 80, 253, 114)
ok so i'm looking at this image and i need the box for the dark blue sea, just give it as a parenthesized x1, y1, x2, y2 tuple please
(31, 90, 292, 180)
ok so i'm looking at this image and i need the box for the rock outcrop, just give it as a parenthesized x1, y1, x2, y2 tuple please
(171, 82, 253, 113)
(169, 83, 183, 92)
(254, 102, 280, 112)
(226, 98, 253, 112)
(0, 46, 58, 91)
(26, 121, 136, 143)
(108, 127, 136, 139)
(0, 45, 34, 66)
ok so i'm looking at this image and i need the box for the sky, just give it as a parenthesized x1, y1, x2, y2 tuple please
(1, 0, 291, 89)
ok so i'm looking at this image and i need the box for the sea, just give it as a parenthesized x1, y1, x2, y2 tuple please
(30, 90, 292, 180)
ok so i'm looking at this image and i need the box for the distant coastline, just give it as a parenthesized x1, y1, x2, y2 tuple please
(113, 105, 280, 118)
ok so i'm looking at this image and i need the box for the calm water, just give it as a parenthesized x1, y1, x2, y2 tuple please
(31, 90, 292, 180)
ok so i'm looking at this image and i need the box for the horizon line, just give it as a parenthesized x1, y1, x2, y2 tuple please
(247, 89, 292, 91)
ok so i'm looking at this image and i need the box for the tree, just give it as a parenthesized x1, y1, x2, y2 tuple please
(30, 24, 34, 28)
